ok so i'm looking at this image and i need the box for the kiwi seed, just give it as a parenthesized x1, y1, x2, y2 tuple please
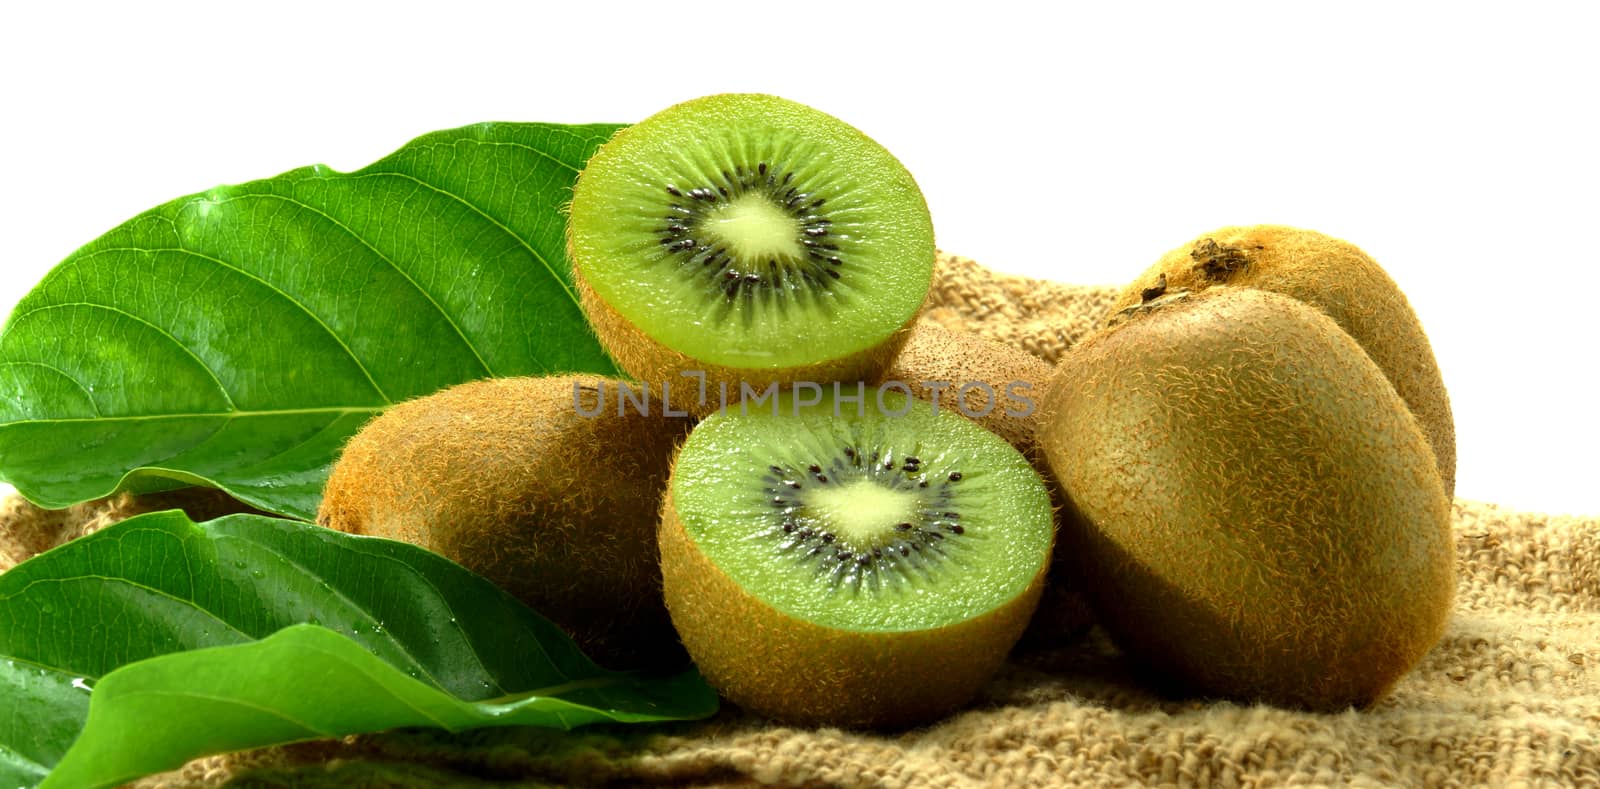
(757, 444, 974, 581)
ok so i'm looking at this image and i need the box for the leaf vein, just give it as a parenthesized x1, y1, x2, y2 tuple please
(4, 303, 235, 409)
(339, 169, 579, 315)
(405, 138, 584, 176)
(0, 744, 50, 774)
(0, 575, 253, 644)
(66, 246, 393, 404)
(100, 689, 329, 736)
(219, 413, 368, 478)
(0, 406, 381, 428)
(0, 361, 102, 416)
(340, 545, 520, 696)
(220, 543, 456, 693)
(192, 193, 497, 379)
(296, 638, 456, 730)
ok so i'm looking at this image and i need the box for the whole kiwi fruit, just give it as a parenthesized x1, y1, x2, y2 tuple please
(1109, 225, 1455, 495)
(881, 322, 1095, 643)
(659, 385, 1054, 728)
(567, 93, 935, 414)
(318, 375, 693, 670)
(1039, 287, 1454, 710)
(881, 322, 1052, 457)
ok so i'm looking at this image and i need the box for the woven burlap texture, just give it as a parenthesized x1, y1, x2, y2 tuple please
(2, 252, 1596, 787)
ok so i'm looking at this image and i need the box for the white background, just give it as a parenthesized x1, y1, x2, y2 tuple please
(1, 3, 1595, 515)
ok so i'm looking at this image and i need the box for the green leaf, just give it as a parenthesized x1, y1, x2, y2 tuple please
(43, 625, 711, 789)
(0, 657, 90, 789)
(0, 122, 625, 520)
(0, 511, 716, 788)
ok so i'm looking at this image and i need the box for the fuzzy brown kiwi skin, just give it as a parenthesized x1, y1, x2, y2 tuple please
(1110, 225, 1455, 497)
(882, 322, 1095, 645)
(574, 271, 919, 417)
(658, 482, 1047, 730)
(882, 322, 1051, 455)
(318, 375, 694, 671)
(1039, 287, 1454, 711)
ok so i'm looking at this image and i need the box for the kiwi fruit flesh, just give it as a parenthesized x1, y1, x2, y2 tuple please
(1111, 225, 1455, 495)
(1039, 287, 1454, 711)
(318, 375, 693, 670)
(881, 322, 1095, 644)
(659, 384, 1053, 728)
(568, 94, 935, 412)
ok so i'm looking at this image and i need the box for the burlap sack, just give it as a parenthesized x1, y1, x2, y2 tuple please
(2, 253, 1596, 787)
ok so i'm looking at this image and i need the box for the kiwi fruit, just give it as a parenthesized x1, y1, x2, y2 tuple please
(1110, 225, 1455, 495)
(881, 322, 1095, 644)
(659, 384, 1053, 728)
(318, 375, 693, 670)
(881, 322, 1052, 457)
(568, 94, 935, 413)
(1039, 287, 1454, 711)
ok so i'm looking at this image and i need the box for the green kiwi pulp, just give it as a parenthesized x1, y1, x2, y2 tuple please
(675, 390, 1050, 629)
(660, 386, 1053, 728)
(569, 94, 934, 375)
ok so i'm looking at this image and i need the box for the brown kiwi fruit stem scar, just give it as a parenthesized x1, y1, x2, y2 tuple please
(1109, 225, 1456, 497)
(1107, 288, 1193, 327)
(1189, 237, 1257, 280)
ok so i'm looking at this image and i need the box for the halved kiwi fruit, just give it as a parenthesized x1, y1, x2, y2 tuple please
(880, 322, 1095, 644)
(569, 94, 935, 412)
(1110, 225, 1455, 495)
(659, 385, 1053, 728)
(1040, 287, 1454, 710)
(318, 376, 693, 670)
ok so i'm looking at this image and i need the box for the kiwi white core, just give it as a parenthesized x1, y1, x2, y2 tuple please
(704, 195, 804, 262)
(805, 481, 918, 546)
